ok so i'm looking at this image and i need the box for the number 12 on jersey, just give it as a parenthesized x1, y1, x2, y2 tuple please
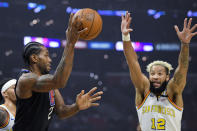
(151, 118, 166, 130)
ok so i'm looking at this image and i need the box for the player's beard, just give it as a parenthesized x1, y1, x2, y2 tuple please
(39, 65, 50, 74)
(41, 69, 49, 74)
(41, 67, 50, 74)
(150, 81, 168, 95)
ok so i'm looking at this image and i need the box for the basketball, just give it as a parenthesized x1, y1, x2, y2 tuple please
(73, 8, 103, 40)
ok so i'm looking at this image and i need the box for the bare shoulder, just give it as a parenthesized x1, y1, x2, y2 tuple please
(0, 107, 9, 125)
(0, 106, 7, 114)
(19, 73, 38, 83)
(16, 73, 39, 98)
(17, 73, 39, 90)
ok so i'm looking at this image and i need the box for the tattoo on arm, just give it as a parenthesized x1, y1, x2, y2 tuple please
(173, 72, 184, 85)
(179, 44, 189, 69)
(171, 44, 188, 91)
(57, 104, 79, 119)
(31, 45, 74, 92)
(54, 58, 66, 81)
(53, 44, 74, 87)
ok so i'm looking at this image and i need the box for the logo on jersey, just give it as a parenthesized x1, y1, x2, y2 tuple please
(49, 90, 55, 106)
(48, 106, 54, 120)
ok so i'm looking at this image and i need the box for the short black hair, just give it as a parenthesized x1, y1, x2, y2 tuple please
(0, 78, 13, 104)
(22, 42, 44, 66)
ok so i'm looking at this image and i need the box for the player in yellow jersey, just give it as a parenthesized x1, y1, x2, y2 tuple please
(0, 78, 17, 131)
(121, 11, 197, 131)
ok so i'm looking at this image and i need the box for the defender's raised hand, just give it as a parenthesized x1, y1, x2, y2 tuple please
(174, 18, 197, 44)
(76, 87, 103, 110)
(121, 11, 133, 35)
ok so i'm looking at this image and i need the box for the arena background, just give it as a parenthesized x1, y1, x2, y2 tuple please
(0, 0, 197, 130)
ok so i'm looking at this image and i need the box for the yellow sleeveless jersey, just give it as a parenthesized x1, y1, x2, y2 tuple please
(136, 90, 183, 131)
(0, 105, 15, 131)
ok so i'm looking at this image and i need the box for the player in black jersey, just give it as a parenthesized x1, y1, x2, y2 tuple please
(13, 13, 103, 131)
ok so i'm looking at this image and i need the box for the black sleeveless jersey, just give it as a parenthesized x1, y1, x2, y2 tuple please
(13, 69, 56, 131)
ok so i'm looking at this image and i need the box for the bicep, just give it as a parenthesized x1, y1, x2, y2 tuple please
(129, 67, 149, 90)
(33, 74, 59, 92)
(127, 60, 148, 85)
(168, 69, 186, 94)
(135, 75, 150, 106)
(20, 73, 63, 92)
(172, 67, 187, 88)
(17, 73, 64, 99)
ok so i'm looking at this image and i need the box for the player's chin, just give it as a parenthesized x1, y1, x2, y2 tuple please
(44, 68, 50, 74)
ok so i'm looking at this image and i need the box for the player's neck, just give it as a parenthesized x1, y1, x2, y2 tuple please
(29, 65, 42, 76)
(4, 99, 16, 116)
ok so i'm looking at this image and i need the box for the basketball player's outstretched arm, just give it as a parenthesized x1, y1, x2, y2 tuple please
(169, 18, 197, 93)
(121, 12, 149, 105)
(167, 18, 197, 107)
(18, 14, 87, 94)
(54, 87, 103, 119)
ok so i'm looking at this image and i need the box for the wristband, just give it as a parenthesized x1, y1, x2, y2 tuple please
(122, 33, 130, 42)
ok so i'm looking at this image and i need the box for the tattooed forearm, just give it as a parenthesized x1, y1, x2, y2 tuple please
(172, 44, 189, 87)
(57, 104, 79, 119)
(179, 44, 189, 69)
(53, 44, 75, 87)
(54, 58, 66, 81)
(33, 41, 75, 92)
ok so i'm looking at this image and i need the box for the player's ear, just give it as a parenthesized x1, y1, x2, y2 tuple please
(30, 54, 38, 64)
(166, 74, 170, 81)
(2, 92, 8, 98)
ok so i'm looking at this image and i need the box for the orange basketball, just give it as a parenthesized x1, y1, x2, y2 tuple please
(73, 8, 103, 40)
